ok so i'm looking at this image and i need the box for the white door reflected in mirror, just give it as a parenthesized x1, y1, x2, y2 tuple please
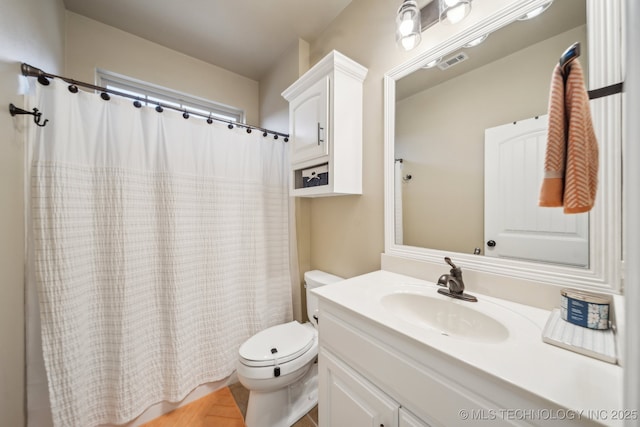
(484, 115, 589, 267)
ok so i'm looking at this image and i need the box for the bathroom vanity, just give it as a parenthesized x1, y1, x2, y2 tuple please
(310, 1, 627, 425)
(313, 270, 624, 427)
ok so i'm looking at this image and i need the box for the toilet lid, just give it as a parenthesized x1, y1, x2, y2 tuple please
(238, 321, 315, 367)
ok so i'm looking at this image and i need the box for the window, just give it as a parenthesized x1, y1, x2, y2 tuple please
(96, 69, 244, 123)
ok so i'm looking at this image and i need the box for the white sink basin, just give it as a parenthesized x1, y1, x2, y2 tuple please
(380, 292, 510, 343)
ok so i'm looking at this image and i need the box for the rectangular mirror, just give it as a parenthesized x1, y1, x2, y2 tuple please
(395, 0, 587, 266)
(384, 0, 622, 292)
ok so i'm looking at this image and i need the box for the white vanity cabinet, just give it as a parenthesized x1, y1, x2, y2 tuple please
(315, 289, 612, 427)
(282, 50, 367, 197)
(399, 408, 430, 427)
(321, 348, 399, 427)
(321, 347, 432, 427)
(317, 306, 441, 427)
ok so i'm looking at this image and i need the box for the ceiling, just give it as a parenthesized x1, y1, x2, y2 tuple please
(63, 0, 353, 81)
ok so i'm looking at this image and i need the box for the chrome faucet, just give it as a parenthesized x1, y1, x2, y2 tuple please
(436, 257, 477, 302)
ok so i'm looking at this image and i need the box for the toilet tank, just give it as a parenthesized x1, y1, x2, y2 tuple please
(304, 270, 343, 326)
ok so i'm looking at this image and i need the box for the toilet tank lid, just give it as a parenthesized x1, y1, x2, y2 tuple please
(304, 270, 343, 289)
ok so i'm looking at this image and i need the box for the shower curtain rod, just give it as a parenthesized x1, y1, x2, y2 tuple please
(20, 63, 289, 141)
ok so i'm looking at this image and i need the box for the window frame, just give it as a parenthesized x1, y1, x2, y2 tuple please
(96, 69, 245, 123)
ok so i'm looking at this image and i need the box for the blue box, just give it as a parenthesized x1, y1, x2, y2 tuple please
(560, 289, 610, 330)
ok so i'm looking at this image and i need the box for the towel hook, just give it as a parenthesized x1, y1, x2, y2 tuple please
(8, 103, 48, 127)
(559, 42, 580, 77)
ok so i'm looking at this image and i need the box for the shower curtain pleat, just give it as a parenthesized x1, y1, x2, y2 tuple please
(28, 80, 292, 427)
(394, 161, 404, 245)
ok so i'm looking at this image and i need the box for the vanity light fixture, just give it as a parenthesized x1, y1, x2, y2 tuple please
(463, 33, 488, 48)
(396, 0, 422, 51)
(439, 0, 472, 25)
(517, 0, 554, 20)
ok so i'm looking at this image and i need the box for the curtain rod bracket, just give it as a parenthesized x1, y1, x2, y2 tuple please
(9, 103, 48, 127)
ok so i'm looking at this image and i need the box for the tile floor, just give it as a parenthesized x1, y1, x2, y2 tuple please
(142, 386, 245, 427)
(228, 382, 319, 427)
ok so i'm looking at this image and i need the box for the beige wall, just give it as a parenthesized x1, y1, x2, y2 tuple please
(260, 39, 309, 134)
(303, 0, 398, 279)
(65, 12, 260, 125)
(396, 26, 587, 253)
(0, 1, 66, 426)
(301, 0, 512, 278)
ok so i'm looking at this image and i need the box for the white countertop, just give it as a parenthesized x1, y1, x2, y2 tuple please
(313, 270, 625, 426)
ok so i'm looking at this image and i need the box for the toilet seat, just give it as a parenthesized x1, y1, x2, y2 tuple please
(239, 321, 315, 368)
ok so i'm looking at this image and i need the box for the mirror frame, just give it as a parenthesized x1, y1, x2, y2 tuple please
(384, 0, 623, 292)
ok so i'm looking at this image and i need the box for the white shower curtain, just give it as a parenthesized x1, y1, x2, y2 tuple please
(394, 160, 404, 245)
(27, 80, 292, 427)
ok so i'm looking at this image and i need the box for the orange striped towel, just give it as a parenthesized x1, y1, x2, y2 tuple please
(539, 60, 598, 213)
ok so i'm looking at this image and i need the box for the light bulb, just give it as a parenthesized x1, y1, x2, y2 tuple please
(396, 0, 421, 51)
(463, 34, 488, 48)
(422, 57, 442, 69)
(446, 3, 469, 24)
(399, 11, 415, 36)
(401, 34, 419, 51)
(525, 6, 544, 19)
(440, 0, 471, 25)
(517, 2, 553, 21)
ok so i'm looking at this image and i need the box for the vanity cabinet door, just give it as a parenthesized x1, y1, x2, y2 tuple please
(319, 348, 399, 427)
(399, 408, 431, 427)
(289, 75, 329, 165)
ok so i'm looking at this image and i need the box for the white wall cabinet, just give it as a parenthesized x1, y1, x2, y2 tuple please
(289, 76, 329, 165)
(282, 50, 367, 197)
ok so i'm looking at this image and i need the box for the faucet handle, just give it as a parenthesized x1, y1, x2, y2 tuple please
(444, 256, 457, 269)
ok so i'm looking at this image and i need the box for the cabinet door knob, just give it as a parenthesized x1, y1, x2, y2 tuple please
(487, 240, 496, 247)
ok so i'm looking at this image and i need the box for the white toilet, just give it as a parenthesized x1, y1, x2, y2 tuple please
(236, 270, 342, 427)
